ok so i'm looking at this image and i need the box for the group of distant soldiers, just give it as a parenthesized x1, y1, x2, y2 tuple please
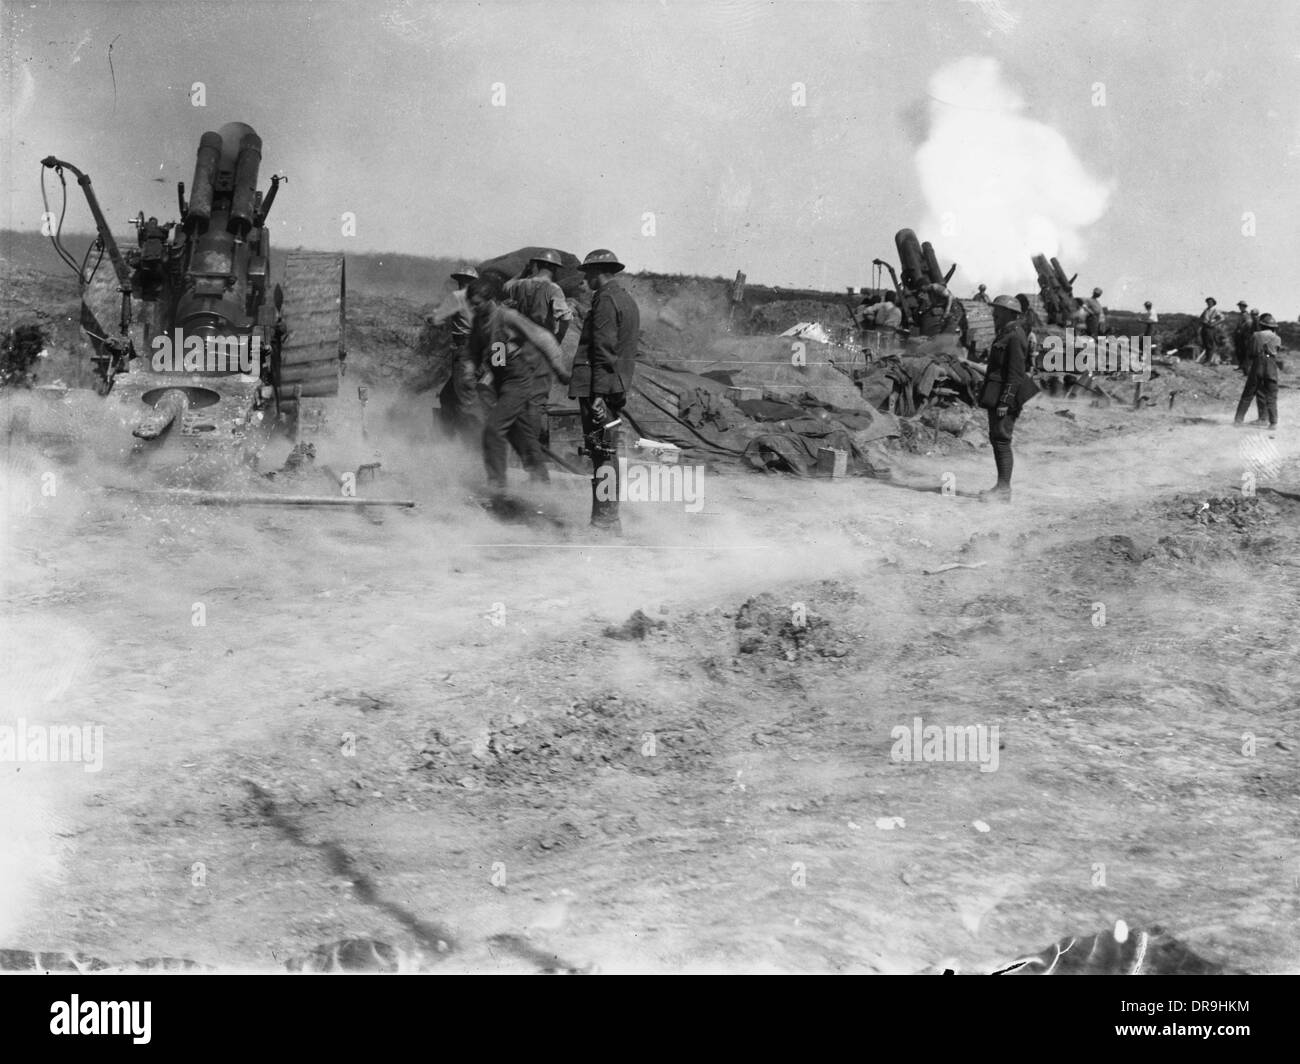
(962, 285, 1286, 501)
(423, 249, 1285, 526)
(1196, 298, 1262, 368)
(1191, 297, 1284, 429)
(429, 248, 641, 532)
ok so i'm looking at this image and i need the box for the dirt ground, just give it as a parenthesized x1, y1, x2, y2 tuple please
(2, 365, 1298, 976)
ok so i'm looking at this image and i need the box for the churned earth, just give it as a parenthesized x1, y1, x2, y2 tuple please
(2, 375, 1298, 973)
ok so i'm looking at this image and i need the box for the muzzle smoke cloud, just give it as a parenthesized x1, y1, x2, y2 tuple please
(916, 57, 1112, 292)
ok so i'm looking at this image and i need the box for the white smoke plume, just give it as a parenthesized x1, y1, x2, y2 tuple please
(916, 57, 1113, 292)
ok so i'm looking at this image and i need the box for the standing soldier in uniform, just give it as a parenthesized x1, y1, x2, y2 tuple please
(1241, 309, 1266, 420)
(978, 295, 1035, 503)
(972, 284, 990, 303)
(465, 273, 571, 491)
(1232, 300, 1254, 372)
(504, 249, 574, 343)
(569, 249, 641, 532)
(1084, 287, 1106, 339)
(1143, 301, 1158, 339)
(1234, 313, 1284, 431)
(426, 265, 482, 442)
(1198, 297, 1224, 364)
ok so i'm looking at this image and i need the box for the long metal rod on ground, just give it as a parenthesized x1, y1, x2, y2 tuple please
(104, 487, 415, 507)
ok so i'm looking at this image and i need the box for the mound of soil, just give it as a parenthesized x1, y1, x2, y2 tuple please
(416, 693, 710, 788)
(1166, 492, 1300, 531)
(734, 592, 850, 660)
(603, 609, 668, 640)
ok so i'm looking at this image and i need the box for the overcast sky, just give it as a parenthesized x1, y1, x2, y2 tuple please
(3, 0, 1299, 313)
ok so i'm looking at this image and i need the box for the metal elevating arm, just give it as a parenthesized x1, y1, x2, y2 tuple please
(41, 155, 134, 335)
(871, 258, 914, 328)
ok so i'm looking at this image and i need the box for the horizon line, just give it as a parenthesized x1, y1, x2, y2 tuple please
(0, 227, 1282, 318)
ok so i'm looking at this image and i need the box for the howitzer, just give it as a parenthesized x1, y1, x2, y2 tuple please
(1031, 252, 1078, 326)
(41, 122, 345, 453)
(868, 229, 962, 338)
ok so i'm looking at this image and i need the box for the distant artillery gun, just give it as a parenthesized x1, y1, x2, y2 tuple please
(867, 229, 957, 334)
(1031, 253, 1078, 327)
(861, 229, 985, 359)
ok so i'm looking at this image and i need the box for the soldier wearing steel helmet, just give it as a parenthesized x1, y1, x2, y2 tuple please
(425, 265, 482, 441)
(1231, 300, 1254, 371)
(977, 294, 1037, 502)
(503, 249, 573, 343)
(570, 249, 641, 532)
(1234, 313, 1285, 430)
(466, 271, 571, 490)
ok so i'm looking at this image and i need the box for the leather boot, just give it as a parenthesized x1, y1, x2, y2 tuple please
(590, 473, 622, 533)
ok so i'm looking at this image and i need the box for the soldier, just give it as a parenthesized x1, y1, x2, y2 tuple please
(1084, 287, 1106, 339)
(1143, 301, 1158, 339)
(569, 248, 640, 532)
(862, 292, 903, 359)
(978, 295, 1036, 503)
(445, 264, 478, 332)
(972, 284, 990, 303)
(867, 293, 903, 331)
(1243, 308, 1266, 418)
(1234, 313, 1284, 430)
(466, 272, 570, 491)
(1231, 301, 1254, 371)
(1011, 293, 1042, 360)
(919, 281, 954, 336)
(1198, 297, 1224, 364)
(857, 292, 880, 329)
(503, 249, 573, 343)
(425, 266, 482, 441)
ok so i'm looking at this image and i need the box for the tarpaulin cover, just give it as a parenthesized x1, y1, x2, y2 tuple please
(856, 351, 986, 415)
(673, 335, 871, 410)
(476, 247, 586, 299)
(550, 357, 898, 478)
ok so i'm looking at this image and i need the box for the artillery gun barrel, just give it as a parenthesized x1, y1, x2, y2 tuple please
(921, 240, 944, 285)
(187, 132, 222, 228)
(132, 388, 189, 440)
(894, 228, 927, 289)
(228, 131, 263, 236)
